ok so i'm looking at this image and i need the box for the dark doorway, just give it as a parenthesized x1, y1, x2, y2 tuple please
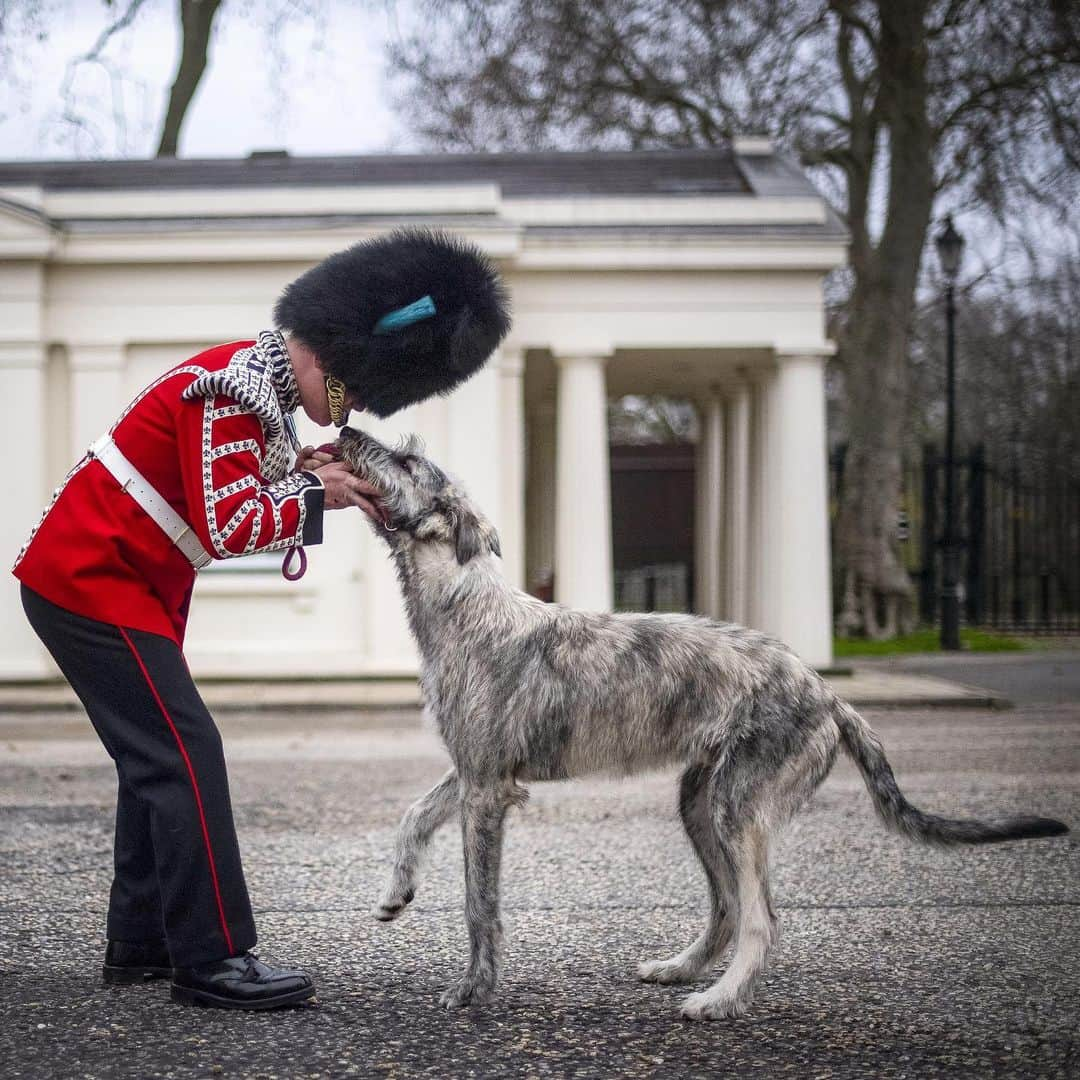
(610, 443, 696, 612)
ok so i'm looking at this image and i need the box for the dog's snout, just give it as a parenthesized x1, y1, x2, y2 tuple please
(335, 427, 385, 468)
(337, 426, 391, 457)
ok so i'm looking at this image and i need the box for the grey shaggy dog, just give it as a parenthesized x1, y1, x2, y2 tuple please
(335, 426, 1068, 1021)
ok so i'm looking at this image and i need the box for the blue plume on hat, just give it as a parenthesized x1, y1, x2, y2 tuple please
(373, 295, 437, 335)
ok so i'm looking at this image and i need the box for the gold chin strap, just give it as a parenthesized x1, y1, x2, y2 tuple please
(325, 375, 349, 426)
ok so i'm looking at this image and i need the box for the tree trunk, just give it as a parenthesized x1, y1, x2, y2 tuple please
(834, 278, 914, 637)
(834, 0, 935, 637)
(156, 0, 223, 157)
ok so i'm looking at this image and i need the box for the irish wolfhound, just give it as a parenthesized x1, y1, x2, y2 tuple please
(335, 426, 1068, 1021)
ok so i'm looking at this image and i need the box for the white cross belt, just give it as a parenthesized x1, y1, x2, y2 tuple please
(88, 433, 213, 570)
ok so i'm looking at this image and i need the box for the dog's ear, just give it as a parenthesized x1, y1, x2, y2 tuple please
(453, 511, 485, 566)
(450, 506, 499, 565)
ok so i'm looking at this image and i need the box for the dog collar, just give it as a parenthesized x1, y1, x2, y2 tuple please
(384, 508, 436, 534)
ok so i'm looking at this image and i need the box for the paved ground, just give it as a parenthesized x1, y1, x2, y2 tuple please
(858, 646, 1080, 708)
(1, 702, 1077, 1079)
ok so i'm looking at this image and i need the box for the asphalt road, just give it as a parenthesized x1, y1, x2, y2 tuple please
(858, 648, 1080, 707)
(1, 704, 1077, 1079)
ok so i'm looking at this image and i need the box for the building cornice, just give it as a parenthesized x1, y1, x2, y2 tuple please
(15, 220, 845, 272)
(0, 150, 848, 271)
(35, 183, 502, 220)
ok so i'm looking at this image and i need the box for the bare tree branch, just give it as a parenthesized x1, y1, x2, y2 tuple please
(83, 0, 150, 61)
(56, 0, 150, 155)
(157, 0, 225, 157)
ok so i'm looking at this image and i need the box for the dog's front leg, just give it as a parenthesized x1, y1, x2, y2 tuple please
(374, 768, 460, 921)
(439, 782, 515, 1009)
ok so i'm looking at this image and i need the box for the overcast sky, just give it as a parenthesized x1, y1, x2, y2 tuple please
(0, 0, 408, 160)
(0, 0, 1070, 290)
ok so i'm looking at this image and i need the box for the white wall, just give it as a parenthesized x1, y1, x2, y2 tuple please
(0, 262, 49, 677)
(1, 195, 843, 678)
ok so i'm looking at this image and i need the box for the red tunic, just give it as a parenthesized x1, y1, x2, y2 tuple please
(13, 340, 324, 645)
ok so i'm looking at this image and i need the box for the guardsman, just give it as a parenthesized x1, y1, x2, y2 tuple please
(13, 228, 510, 1010)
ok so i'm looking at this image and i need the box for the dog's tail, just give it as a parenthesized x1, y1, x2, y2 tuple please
(832, 700, 1068, 847)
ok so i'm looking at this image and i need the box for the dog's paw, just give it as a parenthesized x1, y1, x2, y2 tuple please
(372, 887, 415, 922)
(438, 975, 495, 1009)
(637, 957, 703, 985)
(679, 989, 749, 1021)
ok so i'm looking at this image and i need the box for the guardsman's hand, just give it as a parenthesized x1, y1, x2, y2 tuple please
(313, 460, 383, 519)
(294, 444, 337, 472)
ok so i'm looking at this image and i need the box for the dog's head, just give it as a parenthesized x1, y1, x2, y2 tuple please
(335, 426, 501, 566)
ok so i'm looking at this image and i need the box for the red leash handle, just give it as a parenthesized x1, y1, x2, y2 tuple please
(281, 545, 308, 581)
(283, 442, 344, 580)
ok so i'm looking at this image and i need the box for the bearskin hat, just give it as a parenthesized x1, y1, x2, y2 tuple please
(273, 228, 511, 419)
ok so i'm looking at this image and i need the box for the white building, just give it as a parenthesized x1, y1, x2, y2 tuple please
(0, 144, 846, 681)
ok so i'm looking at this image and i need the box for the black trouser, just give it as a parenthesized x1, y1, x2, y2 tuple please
(21, 585, 256, 966)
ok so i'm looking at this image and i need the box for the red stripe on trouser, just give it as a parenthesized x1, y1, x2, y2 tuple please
(119, 627, 235, 956)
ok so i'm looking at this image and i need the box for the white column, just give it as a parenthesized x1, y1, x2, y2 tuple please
(747, 368, 775, 632)
(724, 381, 752, 625)
(69, 344, 126, 453)
(497, 347, 526, 590)
(448, 361, 500, 517)
(526, 398, 556, 596)
(694, 392, 725, 618)
(762, 353, 833, 667)
(1, 342, 51, 677)
(554, 353, 613, 611)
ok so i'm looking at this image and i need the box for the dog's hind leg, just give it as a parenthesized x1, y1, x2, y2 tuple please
(680, 816, 776, 1020)
(440, 779, 523, 1008)
(638, 761, 734, 985)
(374, 768, 460, 922)
(678, 708, 839, 1019)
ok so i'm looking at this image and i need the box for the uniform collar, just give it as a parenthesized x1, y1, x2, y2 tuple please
(256, 329, 301, 416)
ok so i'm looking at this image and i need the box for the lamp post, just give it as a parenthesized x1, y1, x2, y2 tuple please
(935, 215, 965, 651)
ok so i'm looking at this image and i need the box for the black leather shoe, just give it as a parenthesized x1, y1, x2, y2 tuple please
(171, 952, 315, 1010)
(102, 940, 173, 984)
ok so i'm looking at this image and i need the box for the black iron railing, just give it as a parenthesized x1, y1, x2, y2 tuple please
(831, 444, 1080, 634)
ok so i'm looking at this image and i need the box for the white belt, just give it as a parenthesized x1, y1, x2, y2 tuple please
(88, 434, 213, 570)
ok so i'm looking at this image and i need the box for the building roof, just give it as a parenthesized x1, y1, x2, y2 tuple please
(0, 147, 847, 263)
(0, 148, 756, 197)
